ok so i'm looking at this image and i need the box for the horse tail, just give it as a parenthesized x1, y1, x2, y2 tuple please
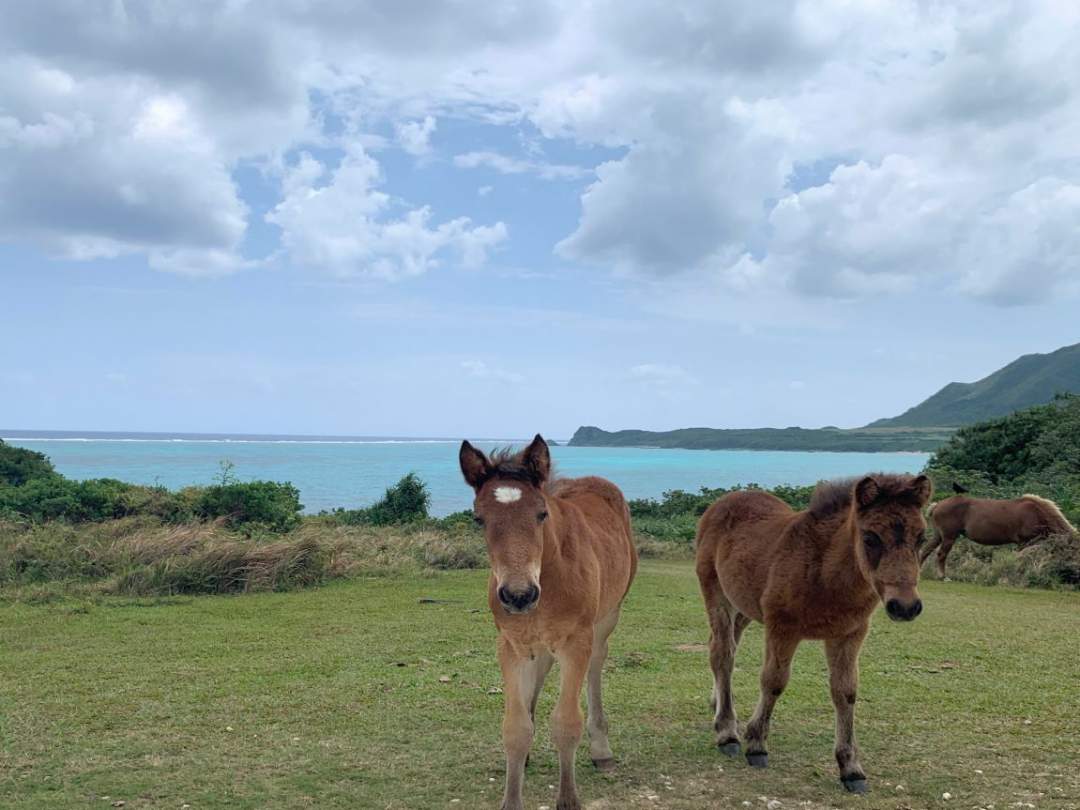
(1022, 494, 1078, 535)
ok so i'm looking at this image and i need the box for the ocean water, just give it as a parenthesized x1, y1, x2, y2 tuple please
(2, 432, 930, 516)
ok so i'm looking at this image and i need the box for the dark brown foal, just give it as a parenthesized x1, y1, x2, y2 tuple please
(696, 474, 932, 793)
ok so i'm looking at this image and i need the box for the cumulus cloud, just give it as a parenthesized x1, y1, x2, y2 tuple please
(266, 149, 507, 279)
(765, 156, 961, 297)
(3, 0, 1080, 301)
(0, 59, 249, 275)
(545, 1, 1080, 304)
(454, 150, 588, 180)
(395, 115, 437, 156)
(955, 178, 1080, 305)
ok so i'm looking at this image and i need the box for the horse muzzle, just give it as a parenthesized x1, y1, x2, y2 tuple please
(497, 583, 540, 614)
(885, 597, 923, 622)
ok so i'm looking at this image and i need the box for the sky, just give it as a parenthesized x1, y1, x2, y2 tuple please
(2, 0, 1079, 438)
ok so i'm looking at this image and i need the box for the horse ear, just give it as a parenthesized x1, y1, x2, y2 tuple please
(855, 476, 880, 510)
(459, 441, 491, 490)
(952, 481, 968, 494)
(522, 434, 551, 485)
(911, 474, 933, 505)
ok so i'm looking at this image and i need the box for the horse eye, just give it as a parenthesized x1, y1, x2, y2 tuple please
(473, 514, 485, 527)
(862, 531, 882, 549)
(537, 510, 548, 523)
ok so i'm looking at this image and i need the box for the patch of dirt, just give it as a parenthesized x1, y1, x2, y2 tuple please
(674, 643, 708, 653)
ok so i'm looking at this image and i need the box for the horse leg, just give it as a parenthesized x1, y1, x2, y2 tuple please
(936, 531, 959, 577)
(707, 602, 744, 754)
(551, 638, 591, 810)
(524, 649, 555, 768)
(699, 557, 746, 754)
(743, 628, 799, 768)
(586, 609, 619, 770)
(826, 625, 871, 794)
(497, 639, 536, 810)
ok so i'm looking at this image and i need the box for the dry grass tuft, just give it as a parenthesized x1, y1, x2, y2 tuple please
(922, 531, 1080, 589)
(0, 518, 490, 600)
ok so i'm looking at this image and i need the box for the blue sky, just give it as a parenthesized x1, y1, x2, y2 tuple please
(2, 2, 1079, 438)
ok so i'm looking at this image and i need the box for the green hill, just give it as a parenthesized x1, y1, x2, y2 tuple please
(567, 425, 952, 452)
(870, 342, 1080, 428)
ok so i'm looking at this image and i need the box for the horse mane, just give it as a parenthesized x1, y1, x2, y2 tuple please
(1021, 494, 1077, 534)
(808, 473, 925, 519)
(486, 446, 559, 492)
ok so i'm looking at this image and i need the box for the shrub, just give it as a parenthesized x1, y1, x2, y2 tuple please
(0, 476, 195, 524)
(628, 482, 817, 544)
(629, 486, 729, 520)
(327, 473, 430, 526)
(0, 440, 57, 486)
(922, 533, 1080, 590)
(929, 394, 1080, 482)
(193, 481, 302, 533)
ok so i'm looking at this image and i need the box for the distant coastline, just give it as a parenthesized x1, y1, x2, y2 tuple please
(567, 424, 954, 453)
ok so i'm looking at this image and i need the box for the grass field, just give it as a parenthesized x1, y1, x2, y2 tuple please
(2, 560, 1079, 810)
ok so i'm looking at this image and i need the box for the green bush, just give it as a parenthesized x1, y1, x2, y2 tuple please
(193, 481, 302, 533)
(0, 476, 195, 525)
(929, 394, 1080, 482)
(628, 483, 817, 543)
(327, 473, 430, 526)
(629, 486, 729, 520)
(0, 440, 57, 486)
(435, 509, 479, 530)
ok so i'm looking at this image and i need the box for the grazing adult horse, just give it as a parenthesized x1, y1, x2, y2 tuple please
(459, 435, 638, 810)
(695, 473, 932, 794)
(921, 483, 1077, 576)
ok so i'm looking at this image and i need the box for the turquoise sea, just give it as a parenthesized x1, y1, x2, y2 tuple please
(2, 432, 930, 516)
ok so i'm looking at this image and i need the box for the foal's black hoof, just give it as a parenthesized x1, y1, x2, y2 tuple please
(718, 740, 741, 757)
(746, 752, 769, 769)
(841, 777, 869, 794)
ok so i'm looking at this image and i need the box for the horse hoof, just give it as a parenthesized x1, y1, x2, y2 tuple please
(718, 740, 741, 757)
(841, 777, 869, 794)
(746, 752, 769, 769)
(592, 757, 616, 772)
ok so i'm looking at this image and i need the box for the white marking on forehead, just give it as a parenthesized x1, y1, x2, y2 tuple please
(494, 486, 523, 504)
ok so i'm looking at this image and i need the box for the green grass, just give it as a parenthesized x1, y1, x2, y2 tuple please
(2, 561, 1079, 809)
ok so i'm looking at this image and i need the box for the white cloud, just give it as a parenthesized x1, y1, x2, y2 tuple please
(765, 156, 961, 297)
(395, 115, 436, 156)
(0, 59, 249, 274)
(2, 0, 1080, 302)
(266, 148, 507, 279)
(955, 178, 1080, 305)
(454, 150, 588, 180)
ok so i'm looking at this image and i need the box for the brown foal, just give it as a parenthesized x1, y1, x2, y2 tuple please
(695, 473, 932, 794)
(459, 435, 638, 810)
